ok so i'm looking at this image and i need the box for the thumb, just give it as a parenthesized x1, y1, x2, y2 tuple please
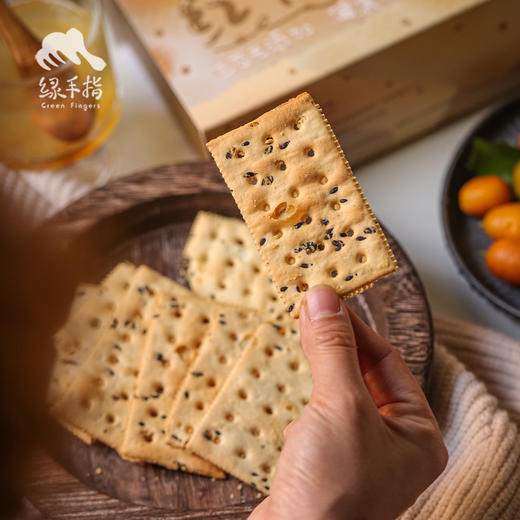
(299, 285, 368, 404)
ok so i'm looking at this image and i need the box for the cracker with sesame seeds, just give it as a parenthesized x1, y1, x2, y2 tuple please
(184, 211, 286, 318)
(187, 322, 311, 494)
(167, 306, 261, 448)
(51, 265, 192, 451)
(206, 92, 397, 317)
(119, 290, 231, 478)
(49, 262, 137, 404)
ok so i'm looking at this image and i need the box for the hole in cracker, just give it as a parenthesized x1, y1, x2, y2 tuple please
(172, 309, 182, 318)
(262, 202, 270, 212)
(218, 355, 227, 364)
(289, 361, 299, 371)
(207, 377, 216, 387)
(277, 383, 286, 393)
(92, 376, 104, 388)
(218, 281, 226, 289)
(235, 237, 245, 246)
(133, 309, 143, 320)
(234, 149, 245, 158)
(238, 389, 247, 400)
(301, 397, 309, 406)
(250, 121, 259, 127)
(260, 463, 271, 474)
(185, 425, 194, 434)
(357, 254, 367, 264)
(148, 407, 158, 417)
(80, 397, 91, 409)
(160, 358, 170, 368)
(264, 347, 273, 357)
(119, 333, 130, 342)
(286, 256, 295, 265)
(253, 265, 260, 274)
(263, 405, 273, 415)
(293, 116, 304, 130)
(270, 294, 277, 301)
(122, 282, 130, 290)
(242, 288, 251, 296)
(298, 282, 309, 292)
(176, 345, 189, 361)
(273, 229, 283, 239)
(89, 317, 101, 329)
(105, 413, 115, 424)
(264, 135, 273, 145)
(331, 202, 341, 211)
(225, 412, 234, 422)
(120, 392, 128, 400)
(209, 230, 217, 240)
(290, 187, 299, 198)
(142, 432, 153, 443)
(250, 368, 260, 378)
(105, 302, 115, 311)
(226, 258, 234, 267)
(235, 449, 246, 459)
(229, 332, 238, 341)
(167, 334, 176, 343)
(199, 253, 208, 263)
(250, 426, 260, 437)
(272, 202, 288, 219)
(108, 354, 118, 365)
(195, 401, 204, 411)
(319, 175, 328, 185)
(153, 383, 164, 394)
(201, 315, 210, 324)
(286, 404, 294, 412)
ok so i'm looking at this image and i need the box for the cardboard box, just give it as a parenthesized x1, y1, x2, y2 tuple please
(117, 0, 520, 164)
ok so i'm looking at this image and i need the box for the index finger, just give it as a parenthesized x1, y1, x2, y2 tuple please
(344, 303, 432, 418)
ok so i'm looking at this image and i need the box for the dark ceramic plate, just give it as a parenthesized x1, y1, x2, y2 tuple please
(442, 97, 520, 320)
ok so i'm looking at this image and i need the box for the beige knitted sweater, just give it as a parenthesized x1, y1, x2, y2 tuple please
(401, 316, 520, 519)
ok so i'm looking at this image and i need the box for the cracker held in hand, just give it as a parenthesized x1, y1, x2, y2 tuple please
(187, 322, 311, 494)
(51, 265, 191, 450)
(119, 291, 230, 478)
(207, 92, 397, 316)
(184, 211, 286, 318)
(168, 306, 260, 447)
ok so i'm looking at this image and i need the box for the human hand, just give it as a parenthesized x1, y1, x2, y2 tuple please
(249, 285, 447, 520)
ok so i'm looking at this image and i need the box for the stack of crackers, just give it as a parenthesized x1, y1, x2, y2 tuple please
(49, 92, 396, 494)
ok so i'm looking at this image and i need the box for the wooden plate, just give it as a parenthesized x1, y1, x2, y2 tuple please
(442, 96, 520, 320)
(28, 162, 433, 520)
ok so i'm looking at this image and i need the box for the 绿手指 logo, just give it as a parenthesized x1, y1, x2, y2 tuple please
(35, 27, 106, 71)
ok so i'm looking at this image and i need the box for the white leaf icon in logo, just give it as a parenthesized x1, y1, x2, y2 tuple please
(35, 28, 106, 71)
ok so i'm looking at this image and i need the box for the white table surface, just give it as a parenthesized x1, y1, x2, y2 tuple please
(29, 3, 520, 340)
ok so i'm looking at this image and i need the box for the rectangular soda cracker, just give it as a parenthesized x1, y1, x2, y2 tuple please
(206, 92, 397, 316)
(51, 265, 192, 450)
(167, 306, 261, 447)
(48, 262, 137, 404)
(184, 211, 286, 319)
(69, 283, 98, 316)
(187, 322, 311, 494)
(119, 290, 231, 478)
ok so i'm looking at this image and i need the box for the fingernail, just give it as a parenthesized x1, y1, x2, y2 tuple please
(306, 285, 340, 320)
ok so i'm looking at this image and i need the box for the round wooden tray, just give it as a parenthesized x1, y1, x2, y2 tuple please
(28, 162, 433, 520)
